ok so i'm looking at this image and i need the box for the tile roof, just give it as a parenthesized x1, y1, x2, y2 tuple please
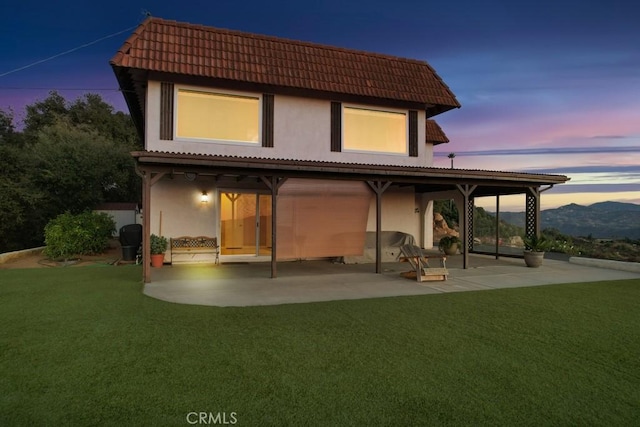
(111, 17, 460, 114)
(426, 120, 449, 145)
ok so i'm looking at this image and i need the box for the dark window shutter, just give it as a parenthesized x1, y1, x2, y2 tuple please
(262, 94, 274, 147)
(160, 82, 174, 140)
(331, 102, 342, 152)
(408, 110, 418, 157)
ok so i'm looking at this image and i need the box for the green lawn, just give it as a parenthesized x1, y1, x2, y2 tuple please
(1, 266, 639, 426)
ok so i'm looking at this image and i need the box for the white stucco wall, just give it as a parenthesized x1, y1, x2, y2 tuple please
(420, 199, 434, 249)
(366, 187, 420, 243)
(145, 81, 430, 167)
(150, 177, 219, 263)
(151, 177, 424, 260)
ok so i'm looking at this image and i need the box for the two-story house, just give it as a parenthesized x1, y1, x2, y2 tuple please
(111, 17, 568, 282)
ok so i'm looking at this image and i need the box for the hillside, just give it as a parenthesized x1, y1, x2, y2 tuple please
(497, 201, 640, 239)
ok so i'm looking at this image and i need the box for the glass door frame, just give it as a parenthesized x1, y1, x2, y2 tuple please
(218, 189, 271, 259)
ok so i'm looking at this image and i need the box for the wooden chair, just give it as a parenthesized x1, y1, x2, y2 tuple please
(399, 244, 448, 282)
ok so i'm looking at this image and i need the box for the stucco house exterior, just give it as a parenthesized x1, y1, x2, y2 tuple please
(111, 17, 569, 282)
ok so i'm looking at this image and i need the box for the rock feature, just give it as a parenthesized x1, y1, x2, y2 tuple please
(433, 212, 459, 242)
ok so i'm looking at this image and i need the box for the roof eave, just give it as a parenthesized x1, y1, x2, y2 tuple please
(111, 65, 145, 140)
(130, 151, 570, 187)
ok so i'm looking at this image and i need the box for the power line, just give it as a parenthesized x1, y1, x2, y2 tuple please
(0, 23, 140, 78)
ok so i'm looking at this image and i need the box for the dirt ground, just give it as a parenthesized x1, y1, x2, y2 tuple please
(0, 242, 128, 270)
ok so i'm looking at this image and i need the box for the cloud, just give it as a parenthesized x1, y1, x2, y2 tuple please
(547, 183, 640, 194)
(525, 165, 640, 174)
(434, 145, 640, 157)
(591, 135, 626, 139)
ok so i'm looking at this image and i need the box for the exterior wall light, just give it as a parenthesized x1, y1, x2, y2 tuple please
(201, 191, 209, 203)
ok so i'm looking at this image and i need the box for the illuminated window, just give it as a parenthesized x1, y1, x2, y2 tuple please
(176, 89, 260, 143)
(343, 107, 407, 154)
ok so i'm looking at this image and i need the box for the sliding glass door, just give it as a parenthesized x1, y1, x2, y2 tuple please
(220, 192, 271, 256)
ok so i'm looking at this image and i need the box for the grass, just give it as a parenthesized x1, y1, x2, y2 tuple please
(1, 266, 639, 426)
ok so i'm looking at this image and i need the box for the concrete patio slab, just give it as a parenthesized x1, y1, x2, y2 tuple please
(143, 254, 640, 307)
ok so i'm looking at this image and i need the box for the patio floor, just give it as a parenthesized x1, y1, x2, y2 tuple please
(143, 254, 640, 307)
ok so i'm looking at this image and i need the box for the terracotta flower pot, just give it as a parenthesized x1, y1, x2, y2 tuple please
(150, 253, 164, 268)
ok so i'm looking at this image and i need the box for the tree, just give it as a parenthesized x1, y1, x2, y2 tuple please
(33, 120, 138, 215)
(0, 109, 15, 140)
(448, 152, 456, 169)
(23, 91, 68, 134)
(0, 93, 140, 252)
(0, 122, 44, 251)
(68, 93, 140, 148)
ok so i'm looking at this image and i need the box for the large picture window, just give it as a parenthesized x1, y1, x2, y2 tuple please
(176, 89, 260, 143)
(343, 107, 407, 154)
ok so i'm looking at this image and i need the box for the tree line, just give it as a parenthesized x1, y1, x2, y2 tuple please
(0, 92, 141, 253)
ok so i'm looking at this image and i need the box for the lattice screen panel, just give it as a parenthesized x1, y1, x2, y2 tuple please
(467, 198, 475, 251)
(525, 193, 538, 239)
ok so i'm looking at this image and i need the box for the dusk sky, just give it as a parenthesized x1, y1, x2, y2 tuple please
(2, 0, 639, 211)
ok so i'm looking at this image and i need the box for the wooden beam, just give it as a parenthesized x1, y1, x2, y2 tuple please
(134, 168, 167, 283)
(150, 171, 166, 186)
(260, 176, 287, 278)
(495, 195, 500, 260)
(142, 171, 151, 283)
(367, 181, 392, 274)
(455, 184, 477, 269)
(526, 187, 541, 239)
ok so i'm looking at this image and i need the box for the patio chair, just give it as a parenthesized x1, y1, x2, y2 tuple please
(399, 244, 448, 282)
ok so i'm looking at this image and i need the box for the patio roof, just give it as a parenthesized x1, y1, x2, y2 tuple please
(133, 150, 569, 282)
(132, 150, 569, 196)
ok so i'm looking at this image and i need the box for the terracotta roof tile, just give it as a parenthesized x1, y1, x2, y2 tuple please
(112, 17, 460, 112)
(426, 120, 449, 145)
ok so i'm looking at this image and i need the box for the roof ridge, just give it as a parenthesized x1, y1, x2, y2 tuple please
(144, 16, 441, 68)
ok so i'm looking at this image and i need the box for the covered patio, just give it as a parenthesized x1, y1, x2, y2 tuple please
(143, 255, 640, 306)
(135, 152, 570, 283)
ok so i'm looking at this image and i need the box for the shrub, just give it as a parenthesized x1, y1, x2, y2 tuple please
(438, 235, 461, 252)
(44, 211, 115, 260)
(523, 234, 552, 252)
(150, 234, 168, 255)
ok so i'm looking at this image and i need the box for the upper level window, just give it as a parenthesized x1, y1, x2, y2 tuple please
(343, 106, 407, 154)
(176, 89, 260, 144)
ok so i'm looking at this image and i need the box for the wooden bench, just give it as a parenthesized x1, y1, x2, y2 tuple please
(399, 244, 448, 282)
(170, 236, 219, 264)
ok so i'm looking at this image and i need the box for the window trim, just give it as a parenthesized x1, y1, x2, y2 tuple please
(341, 104, 409, 156)
(173, 85, 263, 146)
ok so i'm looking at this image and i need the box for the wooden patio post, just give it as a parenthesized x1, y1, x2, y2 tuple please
(261, 176, 286, 278)
(141, 170, 151, 283)
(495, 195, 500, 260)
(138, 167, 167, 284)
(456, 184, 477, 269)
(367, 181, 392, 274)
(526, 187, 541, 240)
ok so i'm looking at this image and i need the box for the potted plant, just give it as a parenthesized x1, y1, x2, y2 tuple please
(150, 234, 168, 268)
(438, 235, 461, 255)
(522, 234, 550, 268)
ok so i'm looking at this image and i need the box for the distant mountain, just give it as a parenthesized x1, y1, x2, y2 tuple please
(496, 202, 640, 239)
